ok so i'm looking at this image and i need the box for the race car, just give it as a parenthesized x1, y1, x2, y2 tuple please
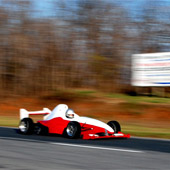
(19, 104, 130, 139)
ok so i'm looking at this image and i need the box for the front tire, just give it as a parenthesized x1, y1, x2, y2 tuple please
(107, 121, 121, 133)
(19, 118, 34, 135)
(64, 121, 81, 139)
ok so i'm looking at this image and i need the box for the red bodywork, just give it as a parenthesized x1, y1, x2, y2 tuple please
(38, 117, 130, 140)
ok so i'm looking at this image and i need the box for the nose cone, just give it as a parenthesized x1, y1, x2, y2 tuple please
(80, 117, 114, 133)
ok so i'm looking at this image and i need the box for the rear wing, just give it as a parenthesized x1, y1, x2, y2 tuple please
(20, 108, 51, 120)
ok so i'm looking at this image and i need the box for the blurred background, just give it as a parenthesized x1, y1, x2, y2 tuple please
(0, 0, 170, 138)
(1, 0, 170, 95)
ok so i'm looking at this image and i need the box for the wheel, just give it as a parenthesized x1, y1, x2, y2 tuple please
(35, 123, 49, 135)
(107, 121, 121, 133)
(65, 121, 81, 139)
(19, 118, 34, 135)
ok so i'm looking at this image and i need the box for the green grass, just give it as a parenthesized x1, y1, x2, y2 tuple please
(74, 90, 96, 97)
(48, 88, 170, 104)
(122, 124, 170, 139)
(0, 116, 19, 127)
(105, 93, 170, 104)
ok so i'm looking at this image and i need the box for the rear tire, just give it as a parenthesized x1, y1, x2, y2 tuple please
(64, 121, 81, 139)
(107, 121, 121, 133)
(19, 118, 34, 135)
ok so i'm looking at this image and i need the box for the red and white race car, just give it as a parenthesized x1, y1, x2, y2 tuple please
(19, 104, 130, 140)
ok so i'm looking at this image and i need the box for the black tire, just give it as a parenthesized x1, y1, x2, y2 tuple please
(107, 121, 121, 133)
(19, 118, 34, 135)
(64, 121, 81, 139)
(35, 123, 49, 135)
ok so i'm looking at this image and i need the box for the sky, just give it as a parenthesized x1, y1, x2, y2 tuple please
(31, 0, 170, 18)
(1, 0, 170, 19)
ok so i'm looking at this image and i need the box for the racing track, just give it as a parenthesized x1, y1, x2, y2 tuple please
(0, 126, 170, 169)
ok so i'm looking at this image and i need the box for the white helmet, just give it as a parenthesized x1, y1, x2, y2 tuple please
(66, 109, 74, 118)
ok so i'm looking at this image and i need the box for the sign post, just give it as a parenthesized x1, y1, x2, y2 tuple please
(131, 52, 170, 87)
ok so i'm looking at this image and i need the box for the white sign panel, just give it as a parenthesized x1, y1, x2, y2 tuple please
(131, 52, 170, 86)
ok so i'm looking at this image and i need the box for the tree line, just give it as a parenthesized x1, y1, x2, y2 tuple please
(0, 0, 170, 96)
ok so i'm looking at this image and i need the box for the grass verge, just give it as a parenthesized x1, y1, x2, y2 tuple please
(122, 124, 170, 139)
(0, 116, 19, 127)
(105, 93, 170, 104)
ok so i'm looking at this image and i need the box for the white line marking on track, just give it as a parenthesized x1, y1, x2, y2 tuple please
(0, 136, 144, 153)
(50, 142, 144, 153)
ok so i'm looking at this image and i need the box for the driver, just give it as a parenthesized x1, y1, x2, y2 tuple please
(65, 109, 75, 119)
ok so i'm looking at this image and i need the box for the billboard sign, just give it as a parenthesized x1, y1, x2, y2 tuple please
(131, 52, 170, 86)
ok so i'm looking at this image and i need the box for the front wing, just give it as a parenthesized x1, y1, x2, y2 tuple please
(82, 132, 130, 140)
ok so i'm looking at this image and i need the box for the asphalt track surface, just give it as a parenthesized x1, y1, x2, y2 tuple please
(0, 127, 170, 169)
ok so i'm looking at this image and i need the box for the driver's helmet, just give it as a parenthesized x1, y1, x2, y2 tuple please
(66, 109, 75, 119)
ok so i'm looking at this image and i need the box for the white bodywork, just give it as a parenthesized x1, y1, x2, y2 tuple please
(20, 104, 114, 133)
(79, 117, 114, 133)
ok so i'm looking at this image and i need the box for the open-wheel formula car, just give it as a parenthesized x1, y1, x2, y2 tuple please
(19, 104, 130, 139)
